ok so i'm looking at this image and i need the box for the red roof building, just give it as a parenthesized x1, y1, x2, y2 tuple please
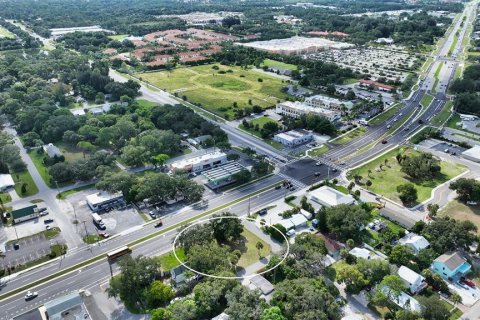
(359, 79, 395, 91)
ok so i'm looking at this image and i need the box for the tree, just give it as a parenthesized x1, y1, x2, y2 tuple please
(418, 295, 450, 320)
(397, 183, 418, 205)
(177, 224, 214, 253)
(356, 258, 391, 285)
(76, 140, 96, 158)
(146, 281, 175, 308)
(256, 241, 264, 258)
(210, 213, 244, 243)
(366, 180, 372, 189)
(373, 275, 407, 312)
(186, 242, 237, 275)
(427, 203, 439, 219)
(324, 204, 370, 241)
(260, 307, 287, 320)
(346, 89, 356, 100)
(193, 277, 238, 318)
(400, 153, 441, 181)
(451, 292, 462, 307)
(449, 178, 480, 202)
(336, 263, 369, 293)
(226, 286, 264, 320)
(152, 153, 170, 169)
(389, 245, 415, 267)
(49, 162, 74, 183)
(423, 217, 477, 253)
(96, 171, 137, 200)
(151, 308, 173, 320)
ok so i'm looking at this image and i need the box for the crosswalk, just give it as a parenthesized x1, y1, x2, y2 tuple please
(314, 156, 344, 172)
(276, 172, 307, 189)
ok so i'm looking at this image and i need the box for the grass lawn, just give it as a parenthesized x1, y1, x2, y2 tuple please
(56, 142, 90, 163)
(238, 116, 284, 149)
(307, 145, 329, 157)
(261, 58, 297, 70)
(235, 228, 271, 268)
(449, 34, 459, 56)
(57, 184, 95, 199)
(12, 170, 39, 197)
(108, 34, 128, 40)
(348, 147, 467, 205)
(433, 63, 443, 92)
(420, 94, 434, 108)
(454, 65, 463, 80)
(330, 127, 367, 145)
(0, 26, 15, 39)
(136, 99, 159, 108)
(431, 101, 454, 126)
(28, 150, 53, 187)
(343, 78, 358, 85)
(138, 64, 289, 119)
(440, 200, 480, 234)
(446, 113, 462, 130)
(158, 248, 186, 271)
(0, 193, 12, 203)
(421, 57, 434, 74)
(369, 103, 402, 125)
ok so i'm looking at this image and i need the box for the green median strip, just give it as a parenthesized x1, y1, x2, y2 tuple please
(0, 182, 281, 302)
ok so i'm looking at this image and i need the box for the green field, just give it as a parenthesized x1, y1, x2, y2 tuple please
(0, 26, 15, 39)
(348, 147, 467, 205)
(239, 116, 280, 138)
(449, 34, 459, 56)
(431, 101, 453, 126)
(433, 63, 443, 92)
(440, 200, 480, 235)
(138, 64, 289, 119)
(158, 248, 186, 271)
(235, 228, 271, 268)
(108, 34, 128, 40)
(420, 94, 434, 108)
(28, 150, 54, 187)
(12, 170, 39, 197)
(136, 99, 159, 108)
(261, 58, 297, 70)
(330, 127, 367, 145)
(369, 103, 403, 125)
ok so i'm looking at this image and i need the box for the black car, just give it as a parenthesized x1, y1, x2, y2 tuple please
(44, 218, 54, 224)
(418, 119, 424, 124)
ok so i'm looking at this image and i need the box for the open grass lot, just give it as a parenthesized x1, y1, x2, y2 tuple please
(56, 142, 90, 163)
(28, 150, 54, 187)
(348, 147, 467, 204)
(138, 64, 289, 119)
(136, 99, 159, 108)
(261, 58, 297, 70)
(235, 228, 271, 268)
(440, 200, 480, 234)
(331, 127, 367, 145)
(12, 170, 39, 197)
(420, 94, 434, 108)
(108, 34, 127, 40)
(369, 103, 403, 125)
(238, 116, 284, 149)
(307, 145, 329, 157)
(158, 248, 186, 271)
(431, 101, 453, 126)
(0, 26, 15, 39)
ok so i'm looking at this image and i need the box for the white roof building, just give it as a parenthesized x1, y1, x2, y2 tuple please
(290, 213, 308, 228)
(277, 219, 295, 230)
(86, 191, 123, 212)
(273, 130, 313, 147)
(300, 208, 312, 219)
(462, 146, 480, 163)
(398, 266, 427, 294)
(170, 152, 228, 173)
(399, 233, 429, 254)
(349, 247, 384, 260)
(275, 101, 341, 122)
(308, 186, 355, 207)
(43, 143, 63, 158)
(304, 95, 354, 111)
(0, 174, 14, 192)
(380, 286, 423, 313)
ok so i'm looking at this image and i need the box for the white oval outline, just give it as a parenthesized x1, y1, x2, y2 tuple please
(172, 215, 290, 279)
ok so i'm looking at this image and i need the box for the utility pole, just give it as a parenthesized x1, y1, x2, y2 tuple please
(82, 220, 88, 237)
(247, 196, 251, 217)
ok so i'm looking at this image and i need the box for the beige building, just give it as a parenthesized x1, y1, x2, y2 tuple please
(275, 101, 341, 122)
(304, 95, 354, 111)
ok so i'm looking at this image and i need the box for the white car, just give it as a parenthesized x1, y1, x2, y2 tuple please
(25, 291, 38, 300)
(286, 229, 296, 237)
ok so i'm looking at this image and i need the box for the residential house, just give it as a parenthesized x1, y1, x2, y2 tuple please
(349, 247, 384, 260)
(431, 252, 471, 281)
(398, 266, 427, 294)
(398, 233, 429, 254)
(43, 143, 63, 158)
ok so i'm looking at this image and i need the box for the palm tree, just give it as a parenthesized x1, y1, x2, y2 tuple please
(366, 180, 372, 190)
(256, 241, 264, 258)
(451, 292, 462, 309)
(367, 169, 372, 178)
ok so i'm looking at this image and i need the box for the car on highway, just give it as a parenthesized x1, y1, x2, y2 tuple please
(275, 185, 281, 190)
(99, 232, 110, 238)
(154, 220, 163, 228)
(314, 172, 321, 177)
(315, 161, 322, 166)
(418, 119, 424, 124)
(381, 140, 388, 144)
(332, 168, 338, 172)
(25, 291, 38, 301)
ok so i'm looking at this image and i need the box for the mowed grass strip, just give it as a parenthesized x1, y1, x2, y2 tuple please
(261, 58, 297, 70)
(369, 103, 403, 125)
(138, 64, 289, 119)
(330, 127, 367, 145)
(349, 147, 467, 204)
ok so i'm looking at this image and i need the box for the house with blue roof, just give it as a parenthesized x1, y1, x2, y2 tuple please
(431, 251, 471, 281)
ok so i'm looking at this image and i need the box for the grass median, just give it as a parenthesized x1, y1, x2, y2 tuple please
(0, 181, 281, 302)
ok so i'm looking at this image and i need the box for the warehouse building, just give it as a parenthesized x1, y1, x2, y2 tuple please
(170, 152, 228, 173)
(308, 186, 355, 207)
(275, 101, 341, 122)
(273, 130, 313, 147)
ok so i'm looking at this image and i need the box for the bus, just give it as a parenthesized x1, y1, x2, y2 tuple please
(107, 246, 132, 261)
(92, 213, 106, 230)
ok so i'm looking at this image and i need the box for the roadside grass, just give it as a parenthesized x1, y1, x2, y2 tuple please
(235, 228, 271, 268)
(307, 145, 329, 157)
(12, 170, 39, 197)
(0, 193, 12, 203)
(0, 182, 282, 302)
(433, 63, 443, 92)
(440, 200, 480, 234)
(448, 34, 459, 56)
(330, 127, 367, 145)
(348, 147, 467, 205)
(260, 58, 297, 70)
(454, 65, 463, 80)
(431, 101, 454, 126)
(138, 64, 289, 119)
(420, 94, 434, 108)
(57, 184, 95, 199)
(369, 103, 403, 125)
(136, 99, 159, 108)
(28, 150, 53, 186)
(420, 57, 434, 74)
(83, 234, 103, 244)
(158, 248, 186, 271)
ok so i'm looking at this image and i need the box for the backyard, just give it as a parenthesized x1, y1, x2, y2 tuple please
(235, 228, 271, 268)
(348, 147, 467, 204)
(138, 64, 289, 119)
(440, 200, 480, 234)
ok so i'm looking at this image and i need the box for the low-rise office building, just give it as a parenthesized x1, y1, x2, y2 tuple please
(304, 95, 354, 112)
(86, 191, 124, 212)
(462, 145, 480, 163)
(170, 152, 228, 173)
(308, 186, 355, 207)
(273, 129, 313, 147)
(11, 204, 39, 224)
(275, 101, 341, 122)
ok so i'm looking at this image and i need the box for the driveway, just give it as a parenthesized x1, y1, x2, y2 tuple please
(448, 282, 480, 306)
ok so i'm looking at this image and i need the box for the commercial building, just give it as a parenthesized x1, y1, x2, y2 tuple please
(0, 173, 14, 192)
(273, 129, 313, 147)
(308, 186, 355, 207)
(359, 79, 395, 92)
(43, 143, 63, 158)
(275, 101, 341, 122)
(462, 145, 480, 163)
(170, 152, 228, 173)
(11, 204, 39, 224)
(203, 162, 246, 189)
(38, 291, 90, 320)
(86, 191, 124, 212)
(398, 266, 427, 294)
(278, 213, 308, 231)
(431, 251, 471, 281)
(304, 95, 354, 111)
(238, 36, 353, 55)
(157, 12, 243, 26)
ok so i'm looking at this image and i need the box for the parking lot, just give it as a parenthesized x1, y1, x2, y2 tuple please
(0, 233, 60, 269)
(307, 47, 417, 83)
(418, 139, 466, 155)
(67, 190, 145, 238)
(280, 158, 341, 186)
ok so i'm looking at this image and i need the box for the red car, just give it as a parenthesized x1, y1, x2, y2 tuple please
(154, 220, 163, 228)
(461, 277, 476, 287)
